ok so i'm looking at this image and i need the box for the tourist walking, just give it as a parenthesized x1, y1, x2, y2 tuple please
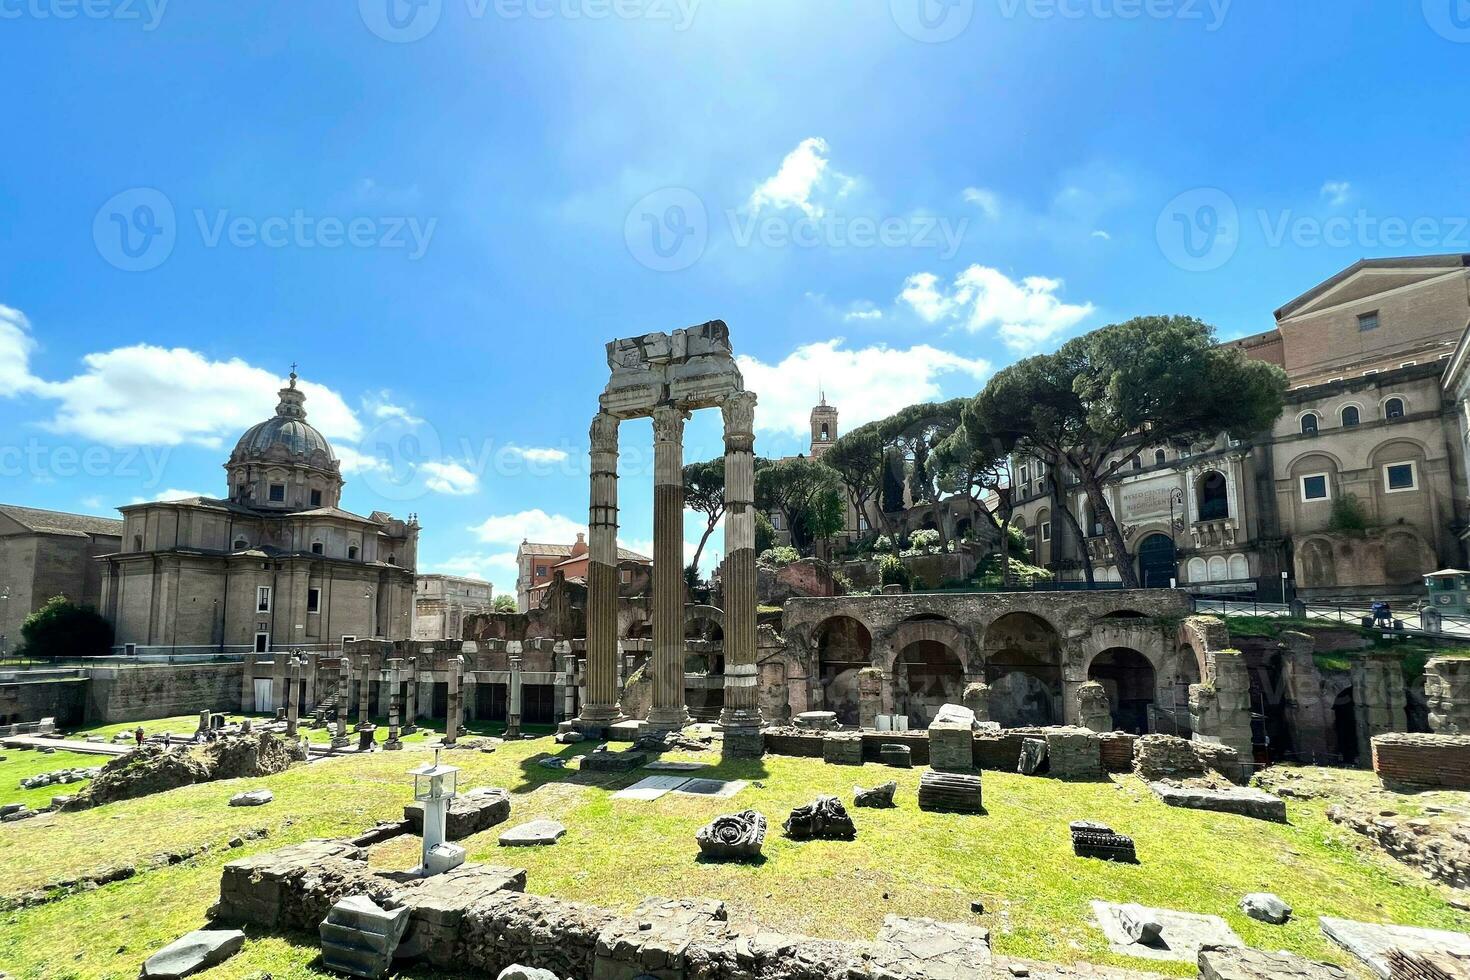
(133, 726, 144, 747)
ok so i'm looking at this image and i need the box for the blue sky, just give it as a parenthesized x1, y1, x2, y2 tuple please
(2, 0, 1467, 595)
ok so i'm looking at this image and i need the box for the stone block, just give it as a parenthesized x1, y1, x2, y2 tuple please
(929, 723, 977, 774)
(853, 782, 897, 808)
(580, 748, 647, 772)
(498, 820, 566, 846)
(141, 929, 245, 979)
(1118, 904, 1164, 945)
(1240, 892, 1292, 924)
(878, 743, 913, 768)
(695, 810, 766, 861)
(228, 789, 273, 807)
(1198, 947, 1349, 980)
(870, 915, 992, 979)
(1018, 737, 1048, 775)
(1070, 821, 1137, 863)
(320, 895, 412, 978)
(822, 732, 863, 766)
(404, 786, 511, 840)
(793, 710, 838, 730)
(783, 796, 856, 840)
(918, 770, 983, 814)
(1044, 726, 1102, 779)
(392, 863, 527, 967)
(1149, 783, 1287, 823)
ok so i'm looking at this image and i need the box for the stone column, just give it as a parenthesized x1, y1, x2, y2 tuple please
(384, 658, 403, 750)
(507, 653, 523, 739)
(356, 653, 372, 730)
(284, 656, 300, 737)
(303, 653, 318, 716)
(856, 667, 883, 731)
(403, 656, 418, 734)
(271, 652, 288, 715)
(1353, 652, 1408, 763)
(1426, 657, 1470, 734)
(719, 392, 762, 755)
(445, 655, 464, 746)
(646, 403, 692, 734)
(1077, 681, 1112, 733)
(561, 648, 578, 721)
(578, 411, 623, 730)
(332, 658, 351, 748)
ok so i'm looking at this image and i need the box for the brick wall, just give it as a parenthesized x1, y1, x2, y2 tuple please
(1372, 732, 1470, 790)
(85, 663, 244, 724)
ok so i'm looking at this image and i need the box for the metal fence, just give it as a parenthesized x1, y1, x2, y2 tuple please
(1191, 596, 1470, 641)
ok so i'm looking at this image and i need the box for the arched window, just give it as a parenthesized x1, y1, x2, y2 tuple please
(1341, 406, 1360, 427)
(1197, 471, 1229, 521)
(1300, 413, 1319, 436)
(1385, 398, 1405, 420)
(1154, 449, 1166, 466)
(132, 534, 143, 552)
(311, 541, 324, 556)
(232, 537, 248, 551)
(1130, 455, 1142, 471)
(347, 545, 359, 560)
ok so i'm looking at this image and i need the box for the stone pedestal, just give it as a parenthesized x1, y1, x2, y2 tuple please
(718, 392, 763, 756)
(928, 705, 978, 774)
(962, 681, 991, 723)
(856, 666, 884, 731)
(356, 653, 372, 731)
(332, 658, 352, 748)
(1190, 649, 1254, 765)
(1426, 657, 1470, 735)
(1077, 681, 1112, 733)
(646, 404, 692, 734)
(578, 412, 623, 731)
(284, 657, 300, 738)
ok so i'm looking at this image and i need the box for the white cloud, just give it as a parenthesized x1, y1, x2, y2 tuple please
(18, 342, 361, 448)
(1321, 180, 1352, 206)
(420, 459, 479, 496)
(471, 508, 585, 546)
(962, 187, 1001, 220)
(736, 340, 991, 437)
(335, 445, 391, 476)
(506, 446, 569, 464)
(0, 305, 39, 396)
(748, 137, 854, 218)
(364, 391, 423, 425)
(129, 488, 207, 504)
(843, 303, 883, 323)
(899, 265, 1095, 351)
(1091, 229, 1112, 241)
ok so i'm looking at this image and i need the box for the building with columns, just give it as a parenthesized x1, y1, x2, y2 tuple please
(99, 372, 419, 654)
(413, 574, 494, 640)
(1010, 254, 1470, 598)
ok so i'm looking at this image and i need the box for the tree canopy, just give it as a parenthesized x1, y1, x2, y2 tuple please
(21, 595, 113, 660)
(682, 457, 727, 578)
(755, 456, 841, 552)
(970, 315, 1286, 586)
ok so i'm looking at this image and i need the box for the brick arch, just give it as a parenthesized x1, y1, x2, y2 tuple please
(880, 616, 977, 677)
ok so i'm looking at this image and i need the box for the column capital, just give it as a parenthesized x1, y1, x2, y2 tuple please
(590, 412, 620, 454)
(721, 391, 757, 452)
(652, 402, 690, 444)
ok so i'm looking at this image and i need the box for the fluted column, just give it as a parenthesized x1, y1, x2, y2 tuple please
(719, 392, 762, 750)
(646, 403, 692, 732)
(579, 412, 623, 728)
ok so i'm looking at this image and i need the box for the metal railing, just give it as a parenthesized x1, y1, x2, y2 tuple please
(1191, 596, 1470, 641)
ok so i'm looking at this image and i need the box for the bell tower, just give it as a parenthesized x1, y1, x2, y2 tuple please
(809, 392, 839, 457)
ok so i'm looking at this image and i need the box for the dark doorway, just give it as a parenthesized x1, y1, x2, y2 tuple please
(815, 616, 873, 726)
(523, 684, 555, 724)
(1197, 471, 1229, 521)
(1247, 651, 1293, 763)
(1087, 648, 1156, 735)
(1332, 687, 1359, 766)
(476, 682, 507, 722)
(894, 640, 965, 728)
(1137, 534, 1177, 589)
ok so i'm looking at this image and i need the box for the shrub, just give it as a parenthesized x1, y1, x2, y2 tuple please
(879, 554, 911, 589)
(909, 528, 940, 550)
(21, 595, 113, 659)
(872, 534, 893, 553)
(1327, 493, 1371, 533)
(757, 545, 801, 568)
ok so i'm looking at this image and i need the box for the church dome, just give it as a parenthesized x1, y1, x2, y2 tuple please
(228, 372, 337, 465)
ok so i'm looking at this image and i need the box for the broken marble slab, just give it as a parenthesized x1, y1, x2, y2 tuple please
(140, 929, 245, 978)
(672, 778, 747, 799)
(498, 820, 566, 847)
(1091, 901, 1242, 963)
(644, 761, 710, 772)
(611, 775, 691, 801)
(1319, 915, 1470, 978)
(869, 914, 991, 980)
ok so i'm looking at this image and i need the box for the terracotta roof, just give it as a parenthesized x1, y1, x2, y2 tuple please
(521, 541, 577, 558)
(1275, 253, 1470, 321)
(0, 503, 124, 538)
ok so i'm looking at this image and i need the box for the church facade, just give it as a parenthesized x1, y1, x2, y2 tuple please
(99, 373, 419, 654)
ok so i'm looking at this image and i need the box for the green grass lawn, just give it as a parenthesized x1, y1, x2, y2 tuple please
(0, 748, 101, 811)
(2, 721, 1467, 979)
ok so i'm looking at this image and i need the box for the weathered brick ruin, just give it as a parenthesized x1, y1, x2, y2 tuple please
(1372, 732, 1470, 791)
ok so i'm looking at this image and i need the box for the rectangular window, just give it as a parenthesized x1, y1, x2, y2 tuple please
(535, 564, 548, 576)
(268, 483, 285, 502)
(1041, 522, 1052, 542)
(310, 489, 322, 507)
(257, 586, 272, 613)
(1384, 461, 1418, 493)
(311, 542, 324, 555)
(307, 587, 321, 613)
(1358, 311, 1379, 332)
(1299, 473, 1330, 502)
(1400, 361, 1418, 368)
